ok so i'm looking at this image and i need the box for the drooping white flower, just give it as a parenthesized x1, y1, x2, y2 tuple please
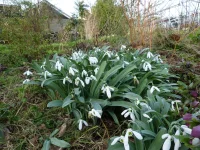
(122, 61, 130, 68)
(81, 70, 88, 77)
(44, 71, 52, 79)
(115, 54, 120, 60)
(171, 100, 181, 111)
(40, 60, 46, 69)
(94, 67, 99, 75)
(121, 45, 126, 50)
(69, 67, 78, 76)
(104, 51, 112, 58)
(55, 60, 63, 71)
(133, 76, 139, 84)
(162, 134, 172, 150)
(121, 108, 135, 121)
(111, 136, 125, 145)
(85, 75, 97, 85)
(78, 119, 88, 130)
(71, 51, 85, 61)
(181, 125, 192, 135)
(88, 109, 101, 118)
(75, 77, 85, 87)
(153, 55, 163, 63)
(63, 76, 72, 84)
(174, 130, 181, 150)
(150, 86, 160, 93)
(124, 128, 143, 150)
(143, 62, 152, 71)
(89, 57, 98, 65)
(101, 84, 114, 99)
(23, 70, 33, 76)
(192, 138, 200, 146)
(147, 51, 154, 58)
(23, 79, 30, 84)
(143, 113, 153, 123)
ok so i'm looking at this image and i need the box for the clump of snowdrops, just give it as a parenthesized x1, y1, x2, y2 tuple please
(23, 46, 200, 150)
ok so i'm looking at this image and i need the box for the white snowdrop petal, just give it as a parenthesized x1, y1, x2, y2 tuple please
(132, 131, 143, 140)
(78, 120, 83, 130)
(121, 109, 129, 115)
(162, 136, 171, 150)
(192, 138, 200, 146)
(111, 137, 121, 145)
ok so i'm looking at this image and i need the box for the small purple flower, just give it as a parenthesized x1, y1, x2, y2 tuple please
(191, 125, 200, 138)
(191, 101, 199, 107)
(183, 113, 192, 121)
(191, 90, 198, 98)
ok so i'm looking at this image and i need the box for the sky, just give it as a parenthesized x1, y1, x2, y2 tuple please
(0, 0, 97, 16)
(0, 0, 199, 18)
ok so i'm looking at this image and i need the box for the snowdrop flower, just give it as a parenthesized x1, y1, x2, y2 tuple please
(69, 67, 78, 76)
(104, 51, 112, 58)
(85, 75, 97, 85)
(88, 109, 101, 118)
(94, 67, 99, 75)
(111, 136, 125, 145)
(115, 54, 120, 60)
(147, 51, 154, 58)
(171, 100, 181, 111)
(122, 61, 129, 68)
(72, 52, 79, 60)
(150, 86, 160, 93)
(124, 128, 143, 150)
(181, 125, 192, 135)
(133, 76, 139, 84)
(75, 77, 85, 87)
(192, 138, 200, 146)
(121, 45, 126, 50)
(44, 71, 52, 79)
(133, 56, 136, 60)
(162, 131, 181, 150)
(63, 76, 72, 84)
(55, 60, 63, 71)
(78, 119, 88, 130)
(121, 108, 135, 121)
(81, 70, 88, 77)
(174, 130, 181, 150)
(162, 134, 172, 150)
(143, 113, 153, 123)
(143, 62, 152, 71)
(23, 79, 30, 84)
(101, 84, 114, 99)
(23, 70, 33, 76)
(89, 57, 98, 65)
(40, 61, 46, 69)
(153, 55, 163, 63)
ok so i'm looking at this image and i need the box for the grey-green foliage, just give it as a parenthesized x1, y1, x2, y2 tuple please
(93, 0, 127, 36)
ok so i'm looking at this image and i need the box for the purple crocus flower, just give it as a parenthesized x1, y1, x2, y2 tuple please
(191, 125, 200, 138)
(183, 113, 192, 121)
(191, 90, 198, 98)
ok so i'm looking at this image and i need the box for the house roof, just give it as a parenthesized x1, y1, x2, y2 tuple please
(41, 0, 70, 19)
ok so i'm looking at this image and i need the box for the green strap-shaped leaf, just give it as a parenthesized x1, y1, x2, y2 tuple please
(148, 128, 167, 150)
(90, 61, 107, 97)
(50, 137, 70, 148)
(109, 101, 133, 108)
(42, 140, 51, 150)
(47, 100, 63, 107)
(93, 65, 122, 98)
(109, 63, 136, 86)
(107, 110, 120, 125)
